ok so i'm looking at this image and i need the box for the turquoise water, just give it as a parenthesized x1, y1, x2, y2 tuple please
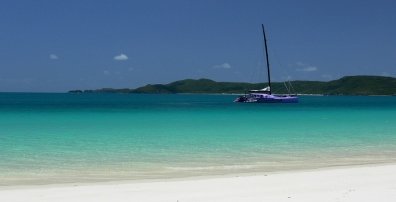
(1, 93, 396, 185)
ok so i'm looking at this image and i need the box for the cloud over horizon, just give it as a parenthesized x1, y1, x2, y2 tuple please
(213, 62, 231, 69)
(114, 54, 128, 61)
(295, 62, 318, 72)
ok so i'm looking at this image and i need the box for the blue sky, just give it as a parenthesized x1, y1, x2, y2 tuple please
(0, 0, 395, 92)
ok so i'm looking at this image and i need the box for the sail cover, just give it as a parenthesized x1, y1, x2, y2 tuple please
(249, 86, 270, 93)
(261, 86, 271, 91)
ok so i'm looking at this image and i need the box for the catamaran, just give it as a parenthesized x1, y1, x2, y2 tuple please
(234, 25, 298, 103)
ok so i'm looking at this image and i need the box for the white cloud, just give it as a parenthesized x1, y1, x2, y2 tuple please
(299, 66, 317, 72)
(114, 54, 128, 61)
(49, 54, 59, 60)
(381, 72, 391, 77)
(213, 62, 231, 69)
(295, 62, 318, 72)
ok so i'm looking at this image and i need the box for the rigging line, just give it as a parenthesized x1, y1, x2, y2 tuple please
(270, 39, 291, 82)
(248, 59, 263, 85)
(249, 26, 269, 89)
(284, 82, 291, 94)
(271, 41, 298, 95)
(288, 80, 296, 94)
(272, 47, 289, 79)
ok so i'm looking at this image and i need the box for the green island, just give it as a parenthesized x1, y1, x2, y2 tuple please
(69, 75, 396, 95)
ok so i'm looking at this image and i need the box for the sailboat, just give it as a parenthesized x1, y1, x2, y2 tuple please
(234, 25, 299, 103)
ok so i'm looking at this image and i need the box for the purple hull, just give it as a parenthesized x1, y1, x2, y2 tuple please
(234, 93, 298, 103)
(256, 95, 298, 103)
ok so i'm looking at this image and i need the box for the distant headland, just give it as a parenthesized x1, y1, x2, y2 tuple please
(69, 75, 396, 96)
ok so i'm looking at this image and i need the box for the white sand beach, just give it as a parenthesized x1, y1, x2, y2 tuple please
(1, 164, 396, 202)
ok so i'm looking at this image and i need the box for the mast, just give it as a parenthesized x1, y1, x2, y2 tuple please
(261, 24, 271, 94)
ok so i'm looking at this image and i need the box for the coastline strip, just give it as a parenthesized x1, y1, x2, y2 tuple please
(1, 164, 396, 202)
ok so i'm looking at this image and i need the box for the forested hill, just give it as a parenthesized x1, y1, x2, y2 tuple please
(69, 76, 396, 95)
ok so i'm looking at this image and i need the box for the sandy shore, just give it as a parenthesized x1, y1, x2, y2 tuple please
(1, 164, 396, 202)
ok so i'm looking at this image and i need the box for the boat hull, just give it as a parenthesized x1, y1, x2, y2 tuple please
(234, 94, 298, 103)
(256, 96, 298, 103)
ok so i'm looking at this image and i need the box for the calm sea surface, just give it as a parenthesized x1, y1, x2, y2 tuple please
(1, 93, 396, 185)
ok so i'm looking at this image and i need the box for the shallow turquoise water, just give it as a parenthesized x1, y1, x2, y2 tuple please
(1, 93, 396, 185)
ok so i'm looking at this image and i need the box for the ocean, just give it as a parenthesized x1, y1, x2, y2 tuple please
(1, 93, 396, 185)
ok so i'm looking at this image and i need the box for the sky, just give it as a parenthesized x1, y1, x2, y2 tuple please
(0, 0, 395, 92)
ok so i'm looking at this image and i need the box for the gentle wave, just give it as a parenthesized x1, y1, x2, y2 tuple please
(165, 164, 264, 171)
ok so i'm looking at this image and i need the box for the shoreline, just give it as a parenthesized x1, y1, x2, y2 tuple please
(2, 160, 396, 188)
(1, 163, 396, 201)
